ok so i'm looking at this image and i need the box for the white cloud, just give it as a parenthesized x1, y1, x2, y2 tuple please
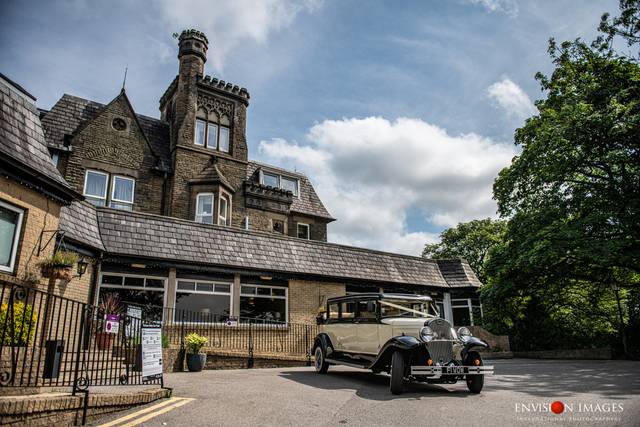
(487, 77, 536, 119)
(465, 0, 519, 16)
(259, 117, 515, 255)
(158, 0, 322, 70)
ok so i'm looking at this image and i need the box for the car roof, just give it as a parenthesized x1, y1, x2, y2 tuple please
(326, 293, 432, 304)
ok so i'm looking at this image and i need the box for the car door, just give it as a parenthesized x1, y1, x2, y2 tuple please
(354, 299, 380, 355)
(325, 300, 358, 353)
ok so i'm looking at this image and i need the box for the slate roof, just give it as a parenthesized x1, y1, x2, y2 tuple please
(436, 259, 482, 288)
(189, 161, 235, 191)
(96, 208, 470, 288)
(41, 94, 170, 164)
(247, 161, 334, 221)
(59, 201, 105, 251)
(0, 74, 76, 201)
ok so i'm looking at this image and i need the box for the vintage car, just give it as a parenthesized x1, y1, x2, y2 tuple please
(313, 293, 493, 394)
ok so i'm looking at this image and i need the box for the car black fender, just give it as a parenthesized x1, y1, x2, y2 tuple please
(369, 336, 425, 371)
(461, 336, 488, 359)
(313, 333, 335, 356)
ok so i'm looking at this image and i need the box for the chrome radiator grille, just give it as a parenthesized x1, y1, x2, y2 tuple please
(426, 340, 454, 364)
(426, 318, 454, 364)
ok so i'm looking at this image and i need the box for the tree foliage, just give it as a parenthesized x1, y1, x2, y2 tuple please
(422, 218, 506, 283)
(481, 0, 640, 354)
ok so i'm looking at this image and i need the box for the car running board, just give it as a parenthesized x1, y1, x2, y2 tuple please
(325, 358, 370, 369)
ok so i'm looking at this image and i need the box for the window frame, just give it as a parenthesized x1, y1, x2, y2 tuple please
(218, 190, 232, 226)
(239, 284, 288, 325)
(51, 152, 59, 167)
(194, 117, 231, 153)
(195, 192, 215, 224)
(83, 169, 109, 206)
(96, 272, 168, 320)
(174, 279, 233, 324)
(297, 223, 310, 240)
(0, 199, 24, 274)
(110, 175, 135, 209)
(260, 170, 299, 197)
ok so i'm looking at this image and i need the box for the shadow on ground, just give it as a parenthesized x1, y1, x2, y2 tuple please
(279, 360, 640, 401)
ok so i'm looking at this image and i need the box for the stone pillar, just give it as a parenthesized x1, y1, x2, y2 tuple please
(443, 292, 454, 323)
(166, 268, 177, 311)
(232, 273, 241, 317)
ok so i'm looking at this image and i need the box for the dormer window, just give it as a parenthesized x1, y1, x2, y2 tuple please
(261, 171, 299, 196)
(218, 194, 229, 226)
(195, 193, 214, 224)
(195, 109, 230, 153)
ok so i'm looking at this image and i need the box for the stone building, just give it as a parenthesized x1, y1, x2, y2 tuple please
(2, 30, 484, 328)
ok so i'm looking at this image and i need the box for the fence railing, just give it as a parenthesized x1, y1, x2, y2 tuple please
(1, 281, 317, 389)
(162, 307, 317, 363)
(0, 281, 161, 389)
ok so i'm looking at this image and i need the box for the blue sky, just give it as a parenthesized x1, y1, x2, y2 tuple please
(0, 0, 618, 254)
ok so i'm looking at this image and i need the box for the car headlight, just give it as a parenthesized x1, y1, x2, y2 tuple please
(420, 326, 435, 342)
(457, 327, 472, 338)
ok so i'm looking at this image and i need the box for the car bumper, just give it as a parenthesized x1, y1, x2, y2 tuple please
(410, 365, 494, 378)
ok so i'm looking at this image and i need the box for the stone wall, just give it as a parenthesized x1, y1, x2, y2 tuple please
(61, 94, 165, 215)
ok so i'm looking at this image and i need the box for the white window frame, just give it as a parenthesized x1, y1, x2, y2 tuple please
(195, 193, 214, 224)
(97, 273, 168, 320)
(175, 279, 233, 325)
(110, 175, 135, 209)
(218, 126, 230, 153)
(195, 118, 206, 146)
(240, 284, 288, 325)
(206, 122, 218, 150)
(297, 222, 310, 240)
(51, 152, 59, 167)
(451, 298, 478, 326)
(0, 200, 24, 273)
(83, 169, 109, 205)
(260, 170, 299, 197)
(218, 189, 232, 226)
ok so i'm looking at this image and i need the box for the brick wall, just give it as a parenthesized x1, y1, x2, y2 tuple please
(0, 176, 61, 290)
(288, 279, 346, 324)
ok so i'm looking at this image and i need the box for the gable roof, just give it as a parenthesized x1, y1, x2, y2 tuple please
(436, 259, 483, 288)
(59, 201, 105, 251)
(247, 161, 334, 221)
(189, 161, 235, 192)
(0, 74, 77, 202)
(41, 93, 170, 169)
(95, 208, 474, 288)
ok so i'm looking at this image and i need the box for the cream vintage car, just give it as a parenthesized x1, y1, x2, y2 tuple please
(313, 293, 493, 394)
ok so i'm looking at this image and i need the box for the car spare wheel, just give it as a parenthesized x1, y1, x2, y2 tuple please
(390, 351, 405, 395)
(314, 346, 329, 374)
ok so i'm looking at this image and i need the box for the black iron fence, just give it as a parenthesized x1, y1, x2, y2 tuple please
(1, 281, 317, 390)
(162, 307, 317, 363)
(0, 281, 161, 389)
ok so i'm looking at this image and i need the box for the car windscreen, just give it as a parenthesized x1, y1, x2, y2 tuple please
(380, 299, 435, 318)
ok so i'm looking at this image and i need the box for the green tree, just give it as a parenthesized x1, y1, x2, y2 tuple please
(422, 218, 506, 283)
(485, 0, 640, 353)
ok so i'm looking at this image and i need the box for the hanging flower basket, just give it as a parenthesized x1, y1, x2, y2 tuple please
(37, 251, 78, 281)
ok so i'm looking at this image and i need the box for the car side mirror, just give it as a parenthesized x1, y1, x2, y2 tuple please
(316, 313, 324, 325)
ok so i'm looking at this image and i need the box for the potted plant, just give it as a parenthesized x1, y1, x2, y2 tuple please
(185, 333, 208, 372)
(96, 293, 123, 350)
(37, 250, 78, 281)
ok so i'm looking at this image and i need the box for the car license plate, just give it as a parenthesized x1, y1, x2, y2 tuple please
(446, 366, 465, 374)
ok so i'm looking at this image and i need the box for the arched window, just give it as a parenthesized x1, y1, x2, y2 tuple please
(194, 109, 230, 153)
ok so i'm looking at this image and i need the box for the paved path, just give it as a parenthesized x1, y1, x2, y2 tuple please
(94, 359, 640, 426)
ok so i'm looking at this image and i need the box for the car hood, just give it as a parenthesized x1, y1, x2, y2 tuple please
(380, 317, 430, 327)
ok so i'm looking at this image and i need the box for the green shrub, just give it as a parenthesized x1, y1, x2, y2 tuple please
(185, 333, 207, 354)
(37, 250, 78, 268)
(0, 302, 38, 346)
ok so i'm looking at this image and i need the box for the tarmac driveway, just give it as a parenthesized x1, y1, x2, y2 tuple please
(95, 359, 640, 426)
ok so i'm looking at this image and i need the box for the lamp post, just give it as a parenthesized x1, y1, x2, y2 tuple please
(612, 283, 628, 357)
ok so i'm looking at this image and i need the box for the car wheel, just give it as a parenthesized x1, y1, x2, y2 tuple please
(314, 346, 329, 374)
(390, 351, 405, 395)
(466, 355, 484, 394)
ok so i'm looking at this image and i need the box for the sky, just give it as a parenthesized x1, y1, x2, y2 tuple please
(0, 0, 619, 255)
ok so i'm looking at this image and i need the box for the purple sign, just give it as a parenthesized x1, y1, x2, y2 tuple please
(105, 314, 120, 334)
